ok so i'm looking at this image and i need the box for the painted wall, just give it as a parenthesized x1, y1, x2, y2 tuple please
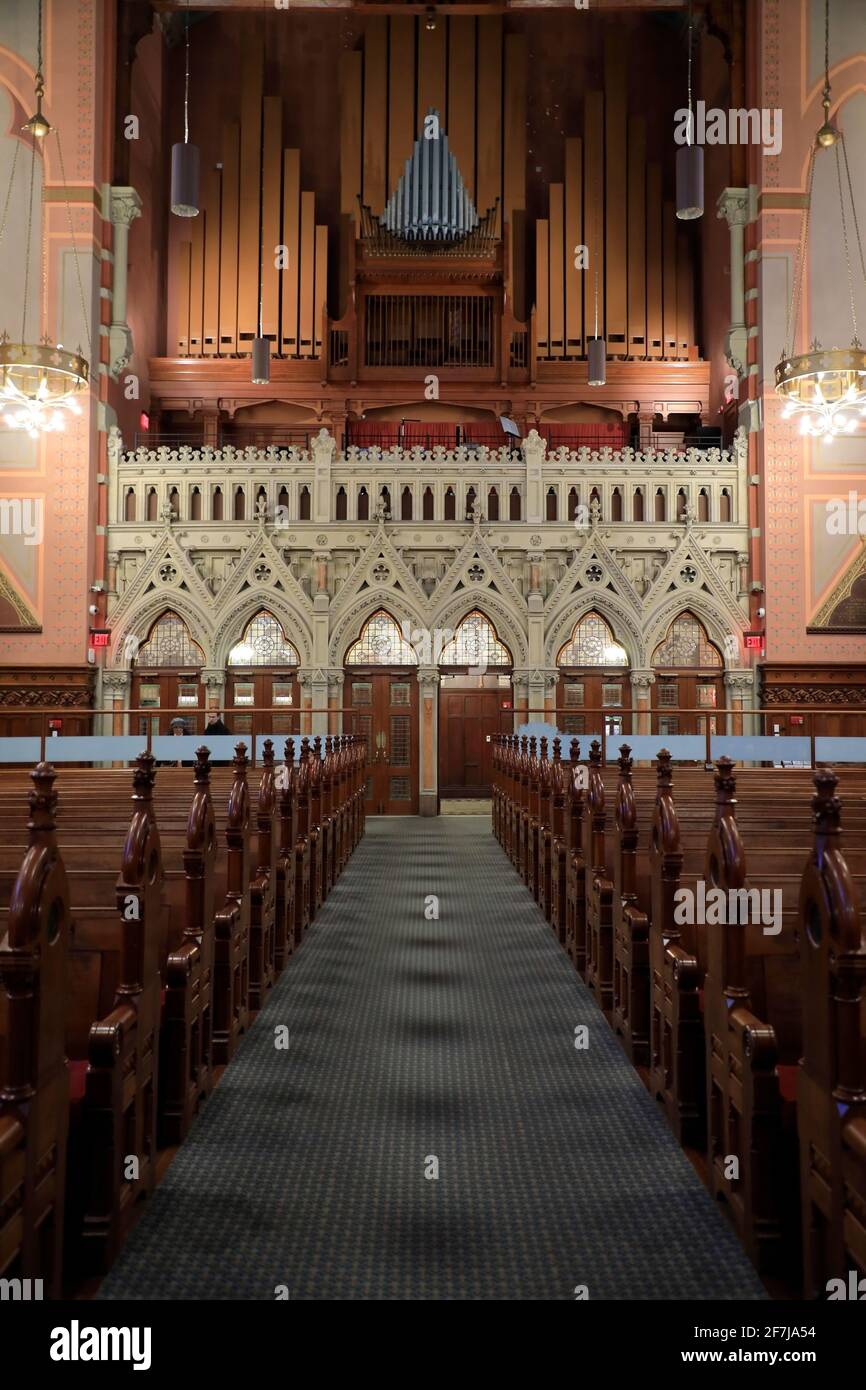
(754, 0, 866, 663)
(0, 0, 114, 671)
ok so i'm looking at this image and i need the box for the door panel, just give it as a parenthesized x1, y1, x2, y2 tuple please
(132, 670, 203, 735)
(651, 672, 725, 734)
(438, 687, 505, 796)
(227, 670, 300, 742)
(347, 670, 418, 814)
(557, 671, 631, 738)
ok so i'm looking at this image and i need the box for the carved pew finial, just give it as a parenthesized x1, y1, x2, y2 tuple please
(569, 737, 580, 764)
(713, 754, 738, 822)
(25, 759, 60, 835)
(193, 746, 212, 786)
(552, 736, 561, 762)
(811, 767, 842, 851)
(656, 748, 673, 791)
(589, 739, 602, 766)
(131, 749, 157, 804)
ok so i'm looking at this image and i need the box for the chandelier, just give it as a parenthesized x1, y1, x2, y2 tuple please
(775, 0, 866, 440)
(0, 0, 89, 437)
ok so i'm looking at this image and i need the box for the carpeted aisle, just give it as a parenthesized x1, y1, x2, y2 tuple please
(98, 817, 766, 1301)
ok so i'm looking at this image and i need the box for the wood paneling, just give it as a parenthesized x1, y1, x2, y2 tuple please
(536, 217, 549, 353)
(447, 17, 476, 202)
(627, 116, 646, 358)
(238, 28, 263, 342)
(604, 34, 627, 352)
(564, 137, 583, 355)
(548, 184, 564, 358)
(281, 148, 300, 355)
(417, 16, 446, 131)
(202, 166, 221, 356)
(218, 122, 239, 352)
(176, 239, 191, 355)
(677, 226, 694, 356)
(584, 91, 604, 344)
(299, 191, 315, 356)
(388, 16, 416, 200)
(663, 198, 677, 356)
(503, 32, 525, 220)
(261, 96, 282, 342)
(363, 17, 388, 215)
(646, 162, 663, 359)
(475, 16, 502, 230)
(340, 51, 363, 230)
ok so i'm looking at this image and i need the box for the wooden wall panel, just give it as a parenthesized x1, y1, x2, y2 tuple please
(564, 137, 582, 355)
(447, 17, 476, 202)
(202, 166, 221, 356)
(188, 208, 205, 353)
(363, 17, 388, 215)
(176, 239, 191, 355)
(340, 51, 363, 230)
(663, 199, 677, 356)
(604, 35, 627, 352)
(280, 148, 300, 355)
(418, 18, 446, 130)
(503, 33, 525, 220)
(584, 91, 604, 343)
(299, 191, 316, 356)
(646, 162, 663, 359)
(237, 29, 263, 343)
(627, 117, 646, 357)
(388, 16, 416, 200)
(475, 17, 502, 230)
(536, 218, 549, 353)
(261, 96, 282, 342)
(548, 184, 564, 358)
(314, 224, 328, 356)
(219, 121, 239, 352)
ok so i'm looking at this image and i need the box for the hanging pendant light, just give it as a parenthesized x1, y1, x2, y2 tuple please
(0, 0, 89, 436)
(775, 0, 866, 439)
(587, 263, 606, 385)
(676, 2, 704, 220)
(170, 4, 200, 217)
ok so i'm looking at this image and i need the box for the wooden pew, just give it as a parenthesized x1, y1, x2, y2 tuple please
(585, 741, 615, 1012)
(212, 744, 251, 1064)
(248, 740, 278, 1012)
(611, 745, 651, 1065)
(0, 762, 70, 1299)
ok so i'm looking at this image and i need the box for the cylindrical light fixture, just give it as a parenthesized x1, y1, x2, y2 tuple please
(252, 335, 270, 385)
(676, 2, 703, 221)
(587, 336, 607, 387)
(171, 6, 200, 217)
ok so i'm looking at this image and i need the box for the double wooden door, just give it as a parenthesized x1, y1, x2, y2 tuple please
(226, 669, 301, 741)
(557, 671, 632, 740)
(131, 669, 204, 735)
(346, 670, 418, 814)
(438, 686, 507, 796)
(651, 672, 726, 736)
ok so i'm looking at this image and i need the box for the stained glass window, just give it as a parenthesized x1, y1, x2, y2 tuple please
(345, 610, 418, 665)
(228, 612, 300, 667)
(136, 612, 204, 668)
(652, 612, 722, 669)
(556, 612, 628, 667)
(439, 611, 511, 667)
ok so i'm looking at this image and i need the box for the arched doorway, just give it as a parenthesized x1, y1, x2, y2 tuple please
(650, 611, 725, 735)
(344, 610, 419, 815)
(131, 611, 206, 735)
(555, 611, 631, 739)
(226, 611, 301, 741)
(438, 610, 513, 798)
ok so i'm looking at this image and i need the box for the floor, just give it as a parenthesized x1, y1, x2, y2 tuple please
(97, 817, 766, 1301)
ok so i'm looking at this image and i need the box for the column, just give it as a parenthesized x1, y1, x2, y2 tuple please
(522, 429, 546, 524)
(724, 670, 757, 740)
(629, 670, 655, 740)
(716, 188, 749, 381)
(108, 186, 143, 379)
(297, 671, 313, 736)
(311, 429, 335, 523)
(417, 666, 440, 817)
(327, 669, 345, 735)
(306, 669, 329, 738)
(201, 669, 227, 715)
(511, 671, 530, 731)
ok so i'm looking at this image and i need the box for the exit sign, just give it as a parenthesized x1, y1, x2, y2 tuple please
(89, 628, 111, 649)
(744, 633, 763, 651)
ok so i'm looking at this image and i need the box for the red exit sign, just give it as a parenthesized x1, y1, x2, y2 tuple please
(89, 628, 111, 649)
(744, 633, 764, 651)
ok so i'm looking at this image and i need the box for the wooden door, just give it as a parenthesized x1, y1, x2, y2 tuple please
(346, 671, 418, 814)
(557, 671, 632, 739)
(132, 668, 203, 735)
(226, 670, 301, 743)
(652, 672, 725, 735)
(438, 688, 505, 795)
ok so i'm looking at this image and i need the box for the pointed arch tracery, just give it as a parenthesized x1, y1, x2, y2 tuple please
(344, 609, 419, 665)
(652, 610, 723, 668)
(438, 610, 512, 667)
(135, 610, 205, 667)
(556, 611, 628, 667)
(227, 611, 300, 667)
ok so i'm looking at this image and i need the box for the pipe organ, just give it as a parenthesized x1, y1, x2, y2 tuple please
(173, 28, 328, 361)
(535, 30, 697, 363)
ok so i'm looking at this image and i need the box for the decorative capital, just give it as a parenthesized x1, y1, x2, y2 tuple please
(716, 186, 749, 228)
(109, 185, 143, 228)
(102, 670, 131, 694)
(417, 666, 440, 690)
(629, 670, 656, 689)
(723, 670, 755, 692)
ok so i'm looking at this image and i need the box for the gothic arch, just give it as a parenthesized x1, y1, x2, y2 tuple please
(438, 610, 513, 667)
(544, 594, 641, 669)
(329, 590, 427, 667)
(212, 592, 313, 669)
(643, 593, 742, 669)
(431, 591, 529, 667)
(111, 592, 212, 667)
